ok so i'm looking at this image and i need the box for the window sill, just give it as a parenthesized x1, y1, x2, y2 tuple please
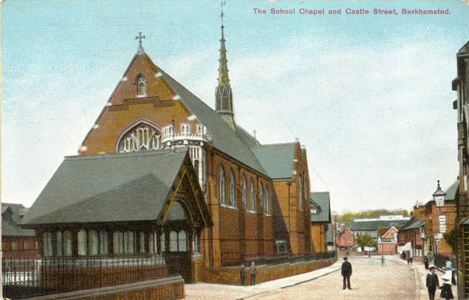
(247, 210, 257, 214)
(221, 204, 238, 210)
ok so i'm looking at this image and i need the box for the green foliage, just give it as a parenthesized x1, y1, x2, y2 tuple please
(337, 209, 410, 226)
(444, 229, 458, 252)
(356, 234, 376, 250)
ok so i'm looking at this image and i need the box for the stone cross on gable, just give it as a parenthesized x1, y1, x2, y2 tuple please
(135, 32, 146, 50)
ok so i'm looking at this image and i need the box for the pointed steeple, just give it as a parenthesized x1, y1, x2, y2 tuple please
(215, 1, 235, 128)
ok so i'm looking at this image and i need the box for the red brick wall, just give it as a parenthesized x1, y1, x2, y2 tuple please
(2, 236, 39, 259)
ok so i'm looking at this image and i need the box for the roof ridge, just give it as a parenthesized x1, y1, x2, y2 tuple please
(65, 148, 187, 161)
(253, 142, 297, 148)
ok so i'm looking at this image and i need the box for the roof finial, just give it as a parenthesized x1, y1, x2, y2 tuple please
(135, 32, 146, 52)
(221, 0, 226, 27)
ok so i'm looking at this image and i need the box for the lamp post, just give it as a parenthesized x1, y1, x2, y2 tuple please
(432, 180, 446, 258)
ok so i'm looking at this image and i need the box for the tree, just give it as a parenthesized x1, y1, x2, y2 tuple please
(444, 229, 458, 252)
(356, 234, 377, 251)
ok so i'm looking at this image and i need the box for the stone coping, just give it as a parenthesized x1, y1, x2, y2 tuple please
(23, 276, 184, 300)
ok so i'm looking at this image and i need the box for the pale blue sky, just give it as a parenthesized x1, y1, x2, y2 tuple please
(2, 0, 469, 213)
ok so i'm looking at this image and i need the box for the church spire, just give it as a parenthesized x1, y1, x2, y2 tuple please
(215, 1, 235, 127)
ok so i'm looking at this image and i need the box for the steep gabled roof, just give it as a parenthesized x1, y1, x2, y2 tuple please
(251, 143, 297, 179)
(159, 65, 268, 175)
(310, 192, 331, 223)
(22, 149, 210, 226)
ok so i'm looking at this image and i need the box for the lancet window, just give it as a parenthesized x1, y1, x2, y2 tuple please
(136, 75, 147, 97)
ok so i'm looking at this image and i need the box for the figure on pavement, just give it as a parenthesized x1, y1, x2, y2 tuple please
(426, 265, 439, 300)
(439, 274, 454, 300)
(250, 261, 257, 286)
(341, 256, 352, 290)
(445, 257, 456, 285)
(240, 263, 246, 286)
(423, 255, 429, 269)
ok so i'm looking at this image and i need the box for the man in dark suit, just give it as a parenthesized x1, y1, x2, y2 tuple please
(341, 256, 352, 290)
(426, 265, 439, 300)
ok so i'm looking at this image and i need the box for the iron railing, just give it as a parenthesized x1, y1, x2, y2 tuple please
(2, 255, 178, 299)
(434, 253, 452, 269)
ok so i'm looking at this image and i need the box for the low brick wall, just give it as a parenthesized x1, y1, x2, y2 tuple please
(24, 276, 184, 300)
(202, 257, 337, 285)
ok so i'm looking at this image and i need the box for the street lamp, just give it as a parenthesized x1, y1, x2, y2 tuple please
(432, 180, 446, 208)
(432, 180, 446, 257)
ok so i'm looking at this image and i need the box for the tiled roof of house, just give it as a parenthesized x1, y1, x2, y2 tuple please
(1, 203, 35, 237)
(310, 192, 331, 223)
(22, 149, 195, 225)
(399, 219, 425, 231)
(350, 219, 409, 232)
(459, 40, 469, 54)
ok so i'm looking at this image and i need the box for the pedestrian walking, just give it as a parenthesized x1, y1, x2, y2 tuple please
(445, 257, 456, 285)
(341, 257, 352, 290)
(426, 265, 439, 300)
(250, 261, 257, 286)
(439, 274, 454, 300)
(423, 255, 429, 269)
(240, 263, 246, 286)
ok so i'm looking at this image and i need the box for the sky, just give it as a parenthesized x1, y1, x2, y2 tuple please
(2, 0, 469, 214)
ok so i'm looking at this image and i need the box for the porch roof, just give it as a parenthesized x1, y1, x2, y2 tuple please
(22, 149, 210, 226)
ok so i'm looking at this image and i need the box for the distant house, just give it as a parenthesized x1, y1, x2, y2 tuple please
(397, 218, 425, 257)
(377, 226, 398, 255)
(336, 227, 354, 250)
(350, 215, 410, 242)
(310, 192, 332, 253)
(2, 203, 39, 258)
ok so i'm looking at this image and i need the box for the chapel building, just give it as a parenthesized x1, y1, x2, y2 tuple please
(23, 17, 313, 282)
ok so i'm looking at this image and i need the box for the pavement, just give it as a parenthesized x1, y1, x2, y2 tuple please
(184, 259, 341, 300)
(184, 255, 458, 300)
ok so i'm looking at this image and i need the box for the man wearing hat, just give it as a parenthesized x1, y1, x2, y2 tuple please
(341, 256, 352, 290)
(426, 265, 439, 300)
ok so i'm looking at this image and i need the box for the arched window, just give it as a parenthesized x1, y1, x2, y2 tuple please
(55, 231, 63, 256)
(99, 231, 108, 255)
(229, 170, 235, 207)
(178, 230, 187, 251)
(139, 232, 146, 254)
(250, 179, 256, 212)
(113, 231, 124, 255)
(218, 166, 226, 206)
(124, 231, 135, 254)
(77, 229, 87, 256)
(242, 176, 247, 209)
(264, 186, 270, 215)
(170, 231, 178, 252)
(88, 230, 98, 256)
(259, 183, 264, 210)
(117, 123, 161, 153)
(298, 176, 303, 211)
(160, 233, 166, 253)
(303, 176, 308, 206)
(63, 230, 72, 256)
(136, 74, 147, 97)
(43, 232, 53, 257)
